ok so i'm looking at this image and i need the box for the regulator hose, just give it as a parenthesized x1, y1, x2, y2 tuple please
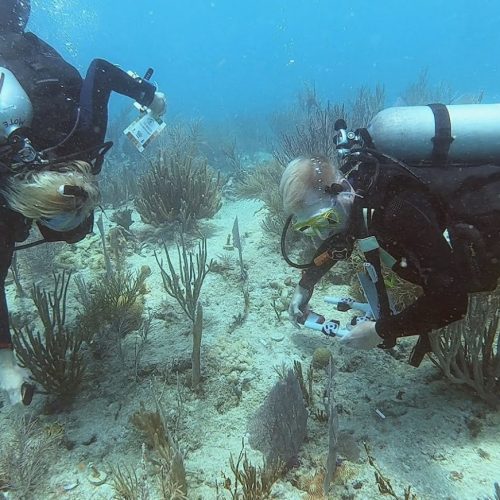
(280, 215, 314, 269)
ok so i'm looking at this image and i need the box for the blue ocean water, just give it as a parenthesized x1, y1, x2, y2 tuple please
(2, 2, 499, 499)
(31, 0, 500, 122)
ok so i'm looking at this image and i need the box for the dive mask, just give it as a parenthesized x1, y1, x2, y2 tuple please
(39, 210, 88, 232)
(292, 179, 356, 240)
(39, 184, 90, 232)
(292, 207, 342, 239)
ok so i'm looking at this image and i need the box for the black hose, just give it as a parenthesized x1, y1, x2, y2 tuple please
(14, 239, 47, 251)
(44, 141, 113, 169)
(357, 147, 422, 182)
(40, 107, 81, 156)
(280, 215, 314, 269)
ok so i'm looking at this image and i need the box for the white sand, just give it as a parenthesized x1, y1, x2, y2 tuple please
(1, 197, 499, 500)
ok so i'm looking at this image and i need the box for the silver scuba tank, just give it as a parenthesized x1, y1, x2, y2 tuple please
(367, 103, 500, 164)
(0, 66, 33, 145)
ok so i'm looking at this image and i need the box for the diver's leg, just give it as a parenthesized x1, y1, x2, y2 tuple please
(0, 225, 15, 349)
(0, 233, 33, 405)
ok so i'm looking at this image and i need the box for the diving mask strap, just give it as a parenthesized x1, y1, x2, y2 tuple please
(58, 184, 88, 200)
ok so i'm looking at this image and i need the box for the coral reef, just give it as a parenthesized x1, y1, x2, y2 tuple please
(136, 149, 222, 229)
(75, 267, 149, 343)
(401, 69, 483, 106)
(273, 101, 346, 168)
(221, 440, 285, 500)
(131, 401, 187, 498)
(12, 271, 86, 401)
(0, 416, 59, 498)
(155, 235, 211, 323)
(110, 207, 134, 231)
(323, 360, 339, 496)
(2, 70, 499, 500)
(348, 84, 386, 128)
(272, 84, 384, 171)
(16, 236, 65, 283)
(191, 303, 203, 390)
(248, 369, 308, 467)
(312, 346, 332, 369)
(430, 291, 500, 405)
(235, 160, 289, 239)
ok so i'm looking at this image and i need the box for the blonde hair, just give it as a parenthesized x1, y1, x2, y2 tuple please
(1, 161, 100, 220)
(279, 156, 343, 216)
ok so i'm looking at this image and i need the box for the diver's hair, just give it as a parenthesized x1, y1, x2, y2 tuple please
(1, 161, 100, 220)
(279, 155, 343, 216)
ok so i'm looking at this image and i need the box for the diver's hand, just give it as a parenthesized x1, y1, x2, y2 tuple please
(339, 321, 382, 350)
(0, 348, 32, 405)
(149, 91, 166, 117)
(288, 285, 311, 328)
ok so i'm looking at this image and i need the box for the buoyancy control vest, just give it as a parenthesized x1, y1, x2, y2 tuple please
(356, 161, 500, 292)
(400, 164, 500, 219)
(0, 31, 82, 152)
(408, 164, 500, 291)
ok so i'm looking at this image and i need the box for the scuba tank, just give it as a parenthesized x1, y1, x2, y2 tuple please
(336, 103, 500, 166)
(0, 66, 33, 145)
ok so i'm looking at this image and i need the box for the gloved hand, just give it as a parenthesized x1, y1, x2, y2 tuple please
(288, 284, 312, 328)
(339, 321, 383, 350)
(0, 348, 32, 405)
(149, 91, 166, 117)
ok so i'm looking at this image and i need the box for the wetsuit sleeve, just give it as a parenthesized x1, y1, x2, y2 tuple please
(298, 256, 335, 291)
(375, 191, 468, 339)
(81, 59, 155, 110)
(77, 59, 156, 149)
(298, 234, 353, 291)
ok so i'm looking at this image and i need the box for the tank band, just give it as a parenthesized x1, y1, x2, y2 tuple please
(428, 103, 454, 165)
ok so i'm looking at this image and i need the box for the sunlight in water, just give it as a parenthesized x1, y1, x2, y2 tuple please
(31, 0, 98, 57)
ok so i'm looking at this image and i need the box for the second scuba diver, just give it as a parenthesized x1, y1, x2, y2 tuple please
(0, 0, 166, 404)
(281, 106, 500, 365)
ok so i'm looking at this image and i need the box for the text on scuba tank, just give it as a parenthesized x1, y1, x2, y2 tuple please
(2, 117, 25, 128)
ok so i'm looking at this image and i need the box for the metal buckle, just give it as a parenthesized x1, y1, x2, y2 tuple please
(328, 248, 349, 260)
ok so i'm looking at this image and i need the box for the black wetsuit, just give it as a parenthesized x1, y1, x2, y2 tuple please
(0, 32, 156, 155)
(298, 163, 500, 342)
(0, 30, 156, 349)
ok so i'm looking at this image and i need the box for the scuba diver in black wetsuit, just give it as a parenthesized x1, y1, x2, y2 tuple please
(280, 104, 500, 366)
(0, 0, 166, 405)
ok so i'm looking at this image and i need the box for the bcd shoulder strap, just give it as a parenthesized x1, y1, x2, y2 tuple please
(357, 208, 397, 348)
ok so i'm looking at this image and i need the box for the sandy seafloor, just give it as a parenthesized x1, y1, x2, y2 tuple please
(1, 195, 499, 500)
